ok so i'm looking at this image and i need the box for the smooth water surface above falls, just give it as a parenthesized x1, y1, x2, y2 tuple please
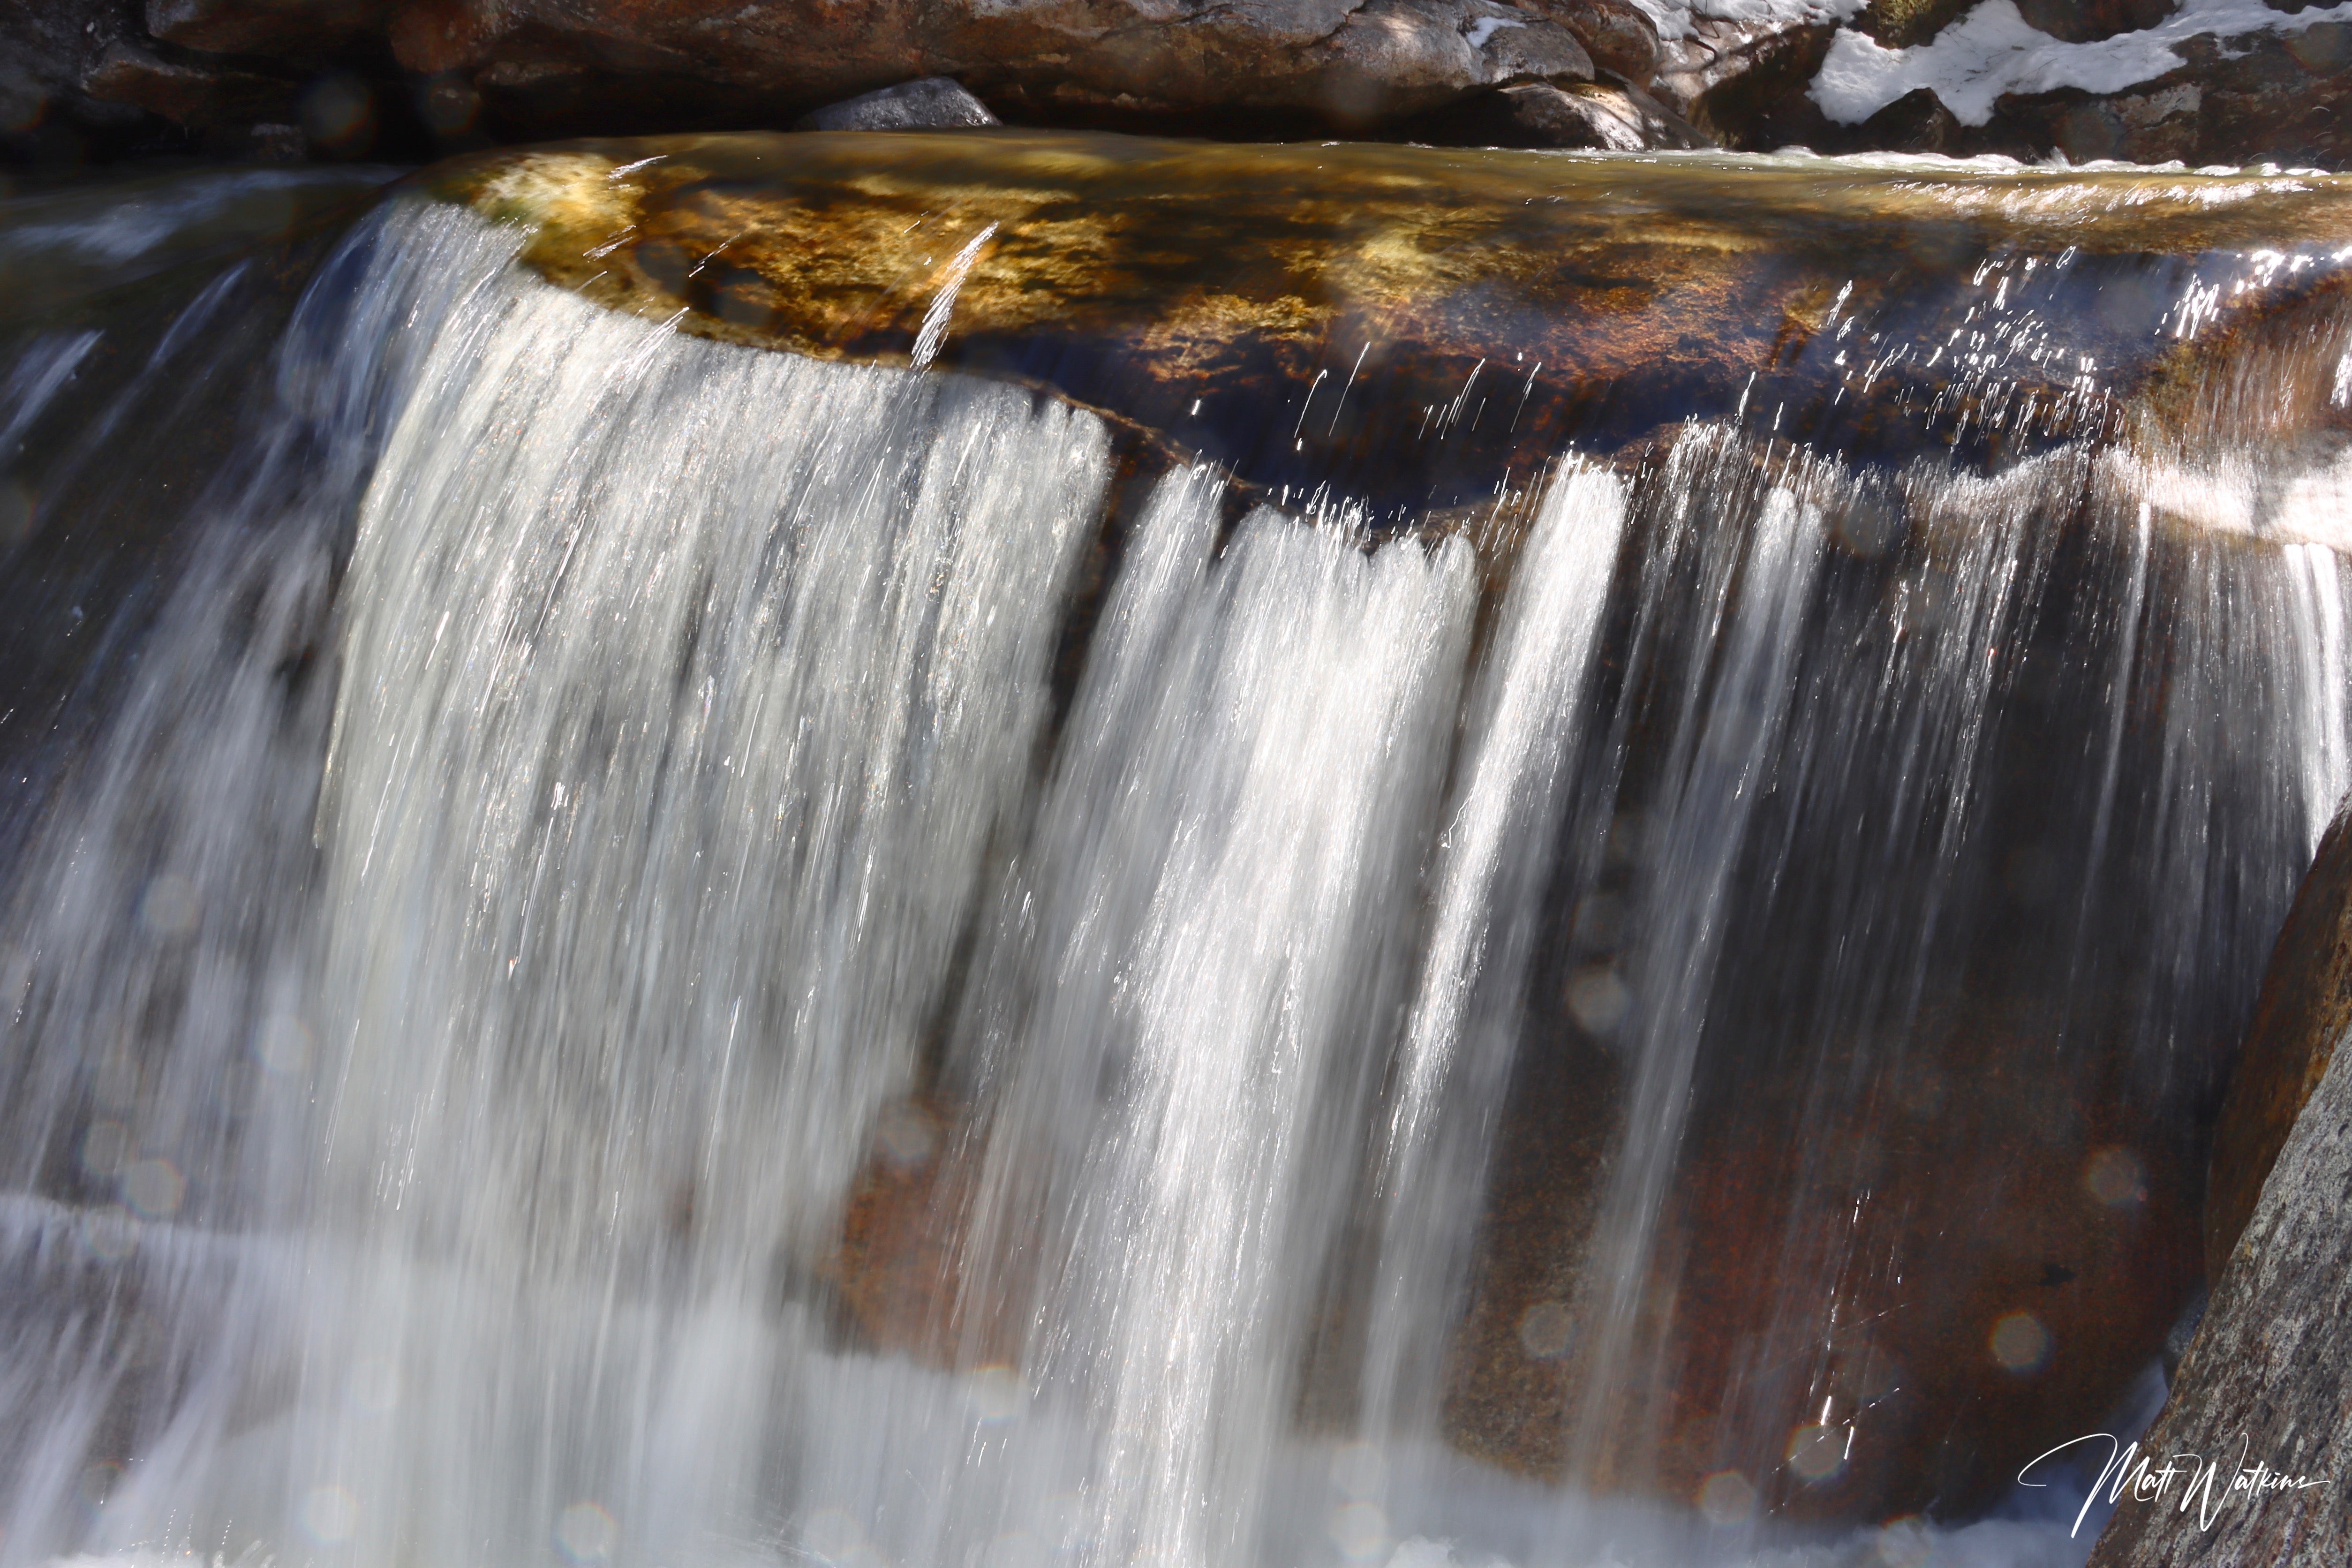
(2, 138, 2352, 1568)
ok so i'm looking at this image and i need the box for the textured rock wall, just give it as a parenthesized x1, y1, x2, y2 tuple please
(2204, 798, 2352, 1285)
(2088, 987, 2352, 1561)
(2088, 794, 2352, 1562)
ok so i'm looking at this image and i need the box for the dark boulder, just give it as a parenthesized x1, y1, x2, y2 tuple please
(797, 77, 999, 133)
(1653, 14, 1838, 146)
(1858, 84, 1965, 153)
(2204, 798, 2352, 1285)
(2088, 990, 2352, 1562)
(2013, 0, 2182, 44)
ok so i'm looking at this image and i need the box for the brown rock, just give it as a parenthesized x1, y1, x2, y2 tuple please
(822, 1099, 1018, 1361)
(434, 130, 2352, 517)
(2204, 798, 2352, 1283)
(1657, 15, 1837, 147)
(1970, 26, 2352, 168)
(2014, 0, 2181, 44)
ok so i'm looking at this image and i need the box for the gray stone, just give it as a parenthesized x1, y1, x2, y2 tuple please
(2086, 1008, 2352, 1563)
(797, 77, 1000, 132)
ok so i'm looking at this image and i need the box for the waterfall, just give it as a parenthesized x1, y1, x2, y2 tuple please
(4, 153, 2351, 1568)
(1357, 461, 1628, 1442)
(946, 475, 1472, 1568)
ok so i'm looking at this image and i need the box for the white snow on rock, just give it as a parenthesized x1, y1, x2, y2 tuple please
(1463, 13, 1530, 48)
(1628, 0, 1867, 45)
(1812, 0, 2352, 126)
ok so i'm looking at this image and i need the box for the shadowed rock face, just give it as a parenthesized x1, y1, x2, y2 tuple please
(2202, 792, 2352, 1280)
(129, 0, 1601, 136)
(430, 130, 2352, 516)
(2089, 834, 2352, 1563)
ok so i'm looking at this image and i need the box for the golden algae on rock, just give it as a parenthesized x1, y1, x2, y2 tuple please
(421, 132, 2352, 516)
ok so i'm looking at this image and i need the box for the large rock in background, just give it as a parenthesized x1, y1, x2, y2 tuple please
(5, 0, 1670, 162)
(8, 0, 2349, 168)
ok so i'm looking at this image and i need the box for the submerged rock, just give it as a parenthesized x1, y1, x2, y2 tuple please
(433, 130, 2352, 515)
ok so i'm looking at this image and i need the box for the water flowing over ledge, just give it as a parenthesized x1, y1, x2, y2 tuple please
(1, 137, 2351, 1568)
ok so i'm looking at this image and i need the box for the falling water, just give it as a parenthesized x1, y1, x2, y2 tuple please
(1357, 461, 1628, 1440)
(3, 151, 2351, 1568)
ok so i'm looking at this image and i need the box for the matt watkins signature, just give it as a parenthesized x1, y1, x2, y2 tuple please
(2020, 1432, 2329, 1538)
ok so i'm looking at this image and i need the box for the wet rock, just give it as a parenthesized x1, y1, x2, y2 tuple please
(246, 121, 311, 161)
(2088, 1007, 2352, 1563)
(1413, 78, 1711, 149)
(797, 76, 999, 132)
(435, 130, 2352, 516)
(822, 1098, 1002, 1358)
(1434, 489, 2217, 1523)
(2203, 797, 2352, 1283)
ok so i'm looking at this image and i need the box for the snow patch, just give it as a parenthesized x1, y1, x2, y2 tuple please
(1813, 0, 2352, 127)
(1463, 14, 1529, 50)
